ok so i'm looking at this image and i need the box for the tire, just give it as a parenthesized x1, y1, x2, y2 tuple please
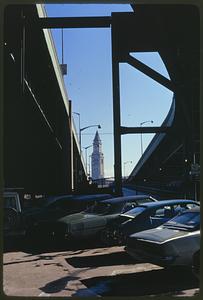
(100, 229, 114, 245)
(100, 228, 122, 246)
(115, 229, 126, 246)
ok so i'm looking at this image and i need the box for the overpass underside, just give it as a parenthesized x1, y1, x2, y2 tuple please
(125, 5, 200, 200)
(3, 5, 86, 195)
(3, 4, 200, 199)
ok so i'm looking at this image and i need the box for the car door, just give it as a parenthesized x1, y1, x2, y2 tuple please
(80, 214, 107, 237)
(81, 202, 121, 237)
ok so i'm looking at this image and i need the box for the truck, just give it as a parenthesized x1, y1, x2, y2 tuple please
(3, 190, 26, 236)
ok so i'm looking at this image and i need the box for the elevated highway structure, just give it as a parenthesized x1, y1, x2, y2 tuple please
(3, 4, 200, 200)
(3, 4, 87, 195)
(125, 5, 200, 200)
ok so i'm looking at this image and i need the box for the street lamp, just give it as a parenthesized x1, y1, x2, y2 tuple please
(140, 120, 153, 156)
(123, 160, 132, 179)
(72, 112, 101, 154)
(83, 145, 93, 173)
(80, 124, 101, 154)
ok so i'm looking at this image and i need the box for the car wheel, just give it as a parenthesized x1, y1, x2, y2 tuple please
(115, 229, 126, 246)
(100, 229, 117, 246)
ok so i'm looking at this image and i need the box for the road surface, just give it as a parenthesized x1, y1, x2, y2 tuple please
(3, 237, 199, 297)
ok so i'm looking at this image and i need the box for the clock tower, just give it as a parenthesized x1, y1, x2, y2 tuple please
(91, 131, 104, 180)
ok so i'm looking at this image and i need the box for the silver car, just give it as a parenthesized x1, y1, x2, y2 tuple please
(125, 207, 200, 268)
(101, 199, 199, 246)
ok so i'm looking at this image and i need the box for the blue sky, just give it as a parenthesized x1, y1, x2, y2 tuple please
(45, 3, 173, 178)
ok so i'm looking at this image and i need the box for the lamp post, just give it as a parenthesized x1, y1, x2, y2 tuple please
(72, 113, 101, 177)
(80, 124, 101, 154)
(83, 145, 93, 173)
(123, 160, 132, 179)
(140, 120, 153, 156)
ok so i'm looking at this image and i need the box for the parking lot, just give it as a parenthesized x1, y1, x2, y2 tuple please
(3, 237, 199, 297)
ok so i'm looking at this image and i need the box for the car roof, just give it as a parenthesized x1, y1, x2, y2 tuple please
(145, 199, 198, 207)
(100, 195, 155, 204)
(73, 194, 112, 201)
(44, 194, 112, 205)
(124, 199, 199, 214)
(43, 195, 73, 205)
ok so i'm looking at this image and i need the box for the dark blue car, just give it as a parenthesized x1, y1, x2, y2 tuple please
(101, 199, 199, 245)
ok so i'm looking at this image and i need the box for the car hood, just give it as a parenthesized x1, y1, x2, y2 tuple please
(129, 226, 189, 244)
(57, 212, 102, 224)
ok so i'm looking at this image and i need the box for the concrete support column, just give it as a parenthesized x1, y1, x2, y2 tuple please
(69, 100, 74, 191)
(111, 21, 122, 196)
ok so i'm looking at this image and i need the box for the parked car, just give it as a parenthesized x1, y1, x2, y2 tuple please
(45, 195, 157, 241)
(101, 199, 199, 246)
(125, 207, 200, 268)
(24, 193, 112, 225)
(3, 191, 112, 237)
(25, 193, 113, 236)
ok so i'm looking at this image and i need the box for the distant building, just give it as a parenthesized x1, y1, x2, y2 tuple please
(91, 131, 104, 180)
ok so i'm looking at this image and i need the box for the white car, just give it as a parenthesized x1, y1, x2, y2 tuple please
(125, 207, 200, 268)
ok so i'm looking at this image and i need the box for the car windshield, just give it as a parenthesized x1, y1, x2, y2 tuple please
(123, 206, 146, 217)
(85, 202, 123, 215)
(163, 211, 200, 230)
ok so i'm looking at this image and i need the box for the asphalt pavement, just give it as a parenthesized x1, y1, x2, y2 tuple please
(3, 237, 199, 297)
(3, 188, 200, 297)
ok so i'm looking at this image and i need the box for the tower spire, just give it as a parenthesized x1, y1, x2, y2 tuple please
(91, 131, 104, 180)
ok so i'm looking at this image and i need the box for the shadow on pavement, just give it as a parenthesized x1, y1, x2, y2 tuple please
(3, 235, 108, 255)
(40, 275, 79, 294)
(67, 251, 137, 268)
(81, 267, 199, 297)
